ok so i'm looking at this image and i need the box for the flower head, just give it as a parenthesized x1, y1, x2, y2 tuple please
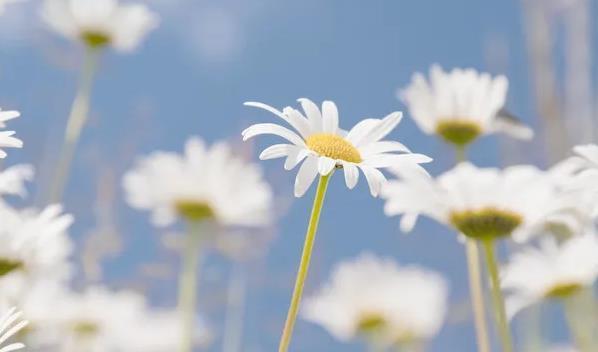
(302, 253, 448, 346)
(501, 234, 598, 318)
(123, 137, 273, 227)
(399, 65, 532, 147)
(0, 307, 27, 352)
(242, 98, 431, 197)
(41, 0, 159, 52)
(382, 162, 567, 242)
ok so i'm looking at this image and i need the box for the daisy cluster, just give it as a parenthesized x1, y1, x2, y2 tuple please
(0, 1, 595, 352)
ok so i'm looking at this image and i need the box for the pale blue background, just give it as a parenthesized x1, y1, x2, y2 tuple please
(0, 0, 593, 351)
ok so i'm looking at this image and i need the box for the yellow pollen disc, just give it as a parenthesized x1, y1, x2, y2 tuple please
(544, 283, 583, 299)
(0, 258, 23, 277)
(175, 200, 215, 222)
(73, 321, 100, 336)
(435, 119, 482, 147)
(449, 207, 523, 240)
(305, 133, 362, 163)
(81, 31, 111, 49)
(357, 313, 387, 334)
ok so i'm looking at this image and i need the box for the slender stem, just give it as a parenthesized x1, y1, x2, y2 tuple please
(278, 174, 332, 352)
(47, 45, 101, 203)
(481, 239, 513, 352)
(455, 146, 467, 163)
(563, 289, 597, 352)
(178, 221, 203, 352)
(222, 262, 247, 352)
(465, 239, 491, 352)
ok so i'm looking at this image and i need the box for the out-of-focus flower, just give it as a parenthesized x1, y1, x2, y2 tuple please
(0, 202, 74, 300)
(0, 164, 33, 199)
(302, 253, 448, 347)
(399, 65, 532, 147)
(0, 0, 23, 15)
(41, 0, 159, 52)
(242, 99, 431, 197)
(501, 234, 598, 318)
(0, 307, 27, 352)
(381, 162, 568, 242)
(555, 144, 598, 193)
(0, 108, 22, 159)
(123, 137, 273, 227)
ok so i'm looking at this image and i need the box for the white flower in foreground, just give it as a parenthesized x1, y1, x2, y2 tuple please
(302, 253, 448, 346)
(242, 98, 432, 197)
(381, 162, 568, 242)
(41, 0, 159, 52)
(400, 65, 532, 147)
(0, 307, 27, 352)
(0, 109, 22, 159)
(123, 137, 273, 227)
(0, 203, 73, 299)
(501, 234, 598, 318)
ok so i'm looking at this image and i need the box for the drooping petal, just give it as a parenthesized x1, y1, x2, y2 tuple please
(294, 156, 319, 197)
(244, 101, 312, 138)
(284, 148, 310, 170)
(343, 162, 359, 189)
(259, 144, 291, 160)
(318, 157, 336, 176)
(359, 165, 387, 197)
(242, 123, 306, 147)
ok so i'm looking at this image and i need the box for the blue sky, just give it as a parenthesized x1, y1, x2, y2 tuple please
(0, 0, 594, 351)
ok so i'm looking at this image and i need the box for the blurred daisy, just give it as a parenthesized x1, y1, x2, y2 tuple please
(0, 164, 33, 199)
(242, 98, 431, 197)
(502, 234, 598, 318)
(0, 307, 27, 352)
(400, 65, 532, 147)
(41, 0, 159, 52)
(381, 162, 567, 242)
(302, 253, 448, 347)
(123, 137, 273, 227)
(555, 144, 598, 193)
(0, 109, 22, 159)
(0, 203, 73, 299)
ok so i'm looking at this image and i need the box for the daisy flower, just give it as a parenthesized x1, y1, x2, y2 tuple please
(0, 307, 27, 352)
(242, 98, 431, 197)
(302, 253, 448, 347)
(123, 137, 273, 227)
(502, 234, 598, 318)
(382, 162, 567, 242)
(41, 0, 159, 52)
(0, 109, 22, 159)
(399, 65, 532, 147)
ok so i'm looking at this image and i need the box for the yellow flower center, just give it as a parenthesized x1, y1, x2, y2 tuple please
(0, 258, 23, 277)
(81, 31, 111, 49)
(175, 200, 216, 222)
(73, 321, 100, 336)
(305, 133, 362, 163)
(544, 283, 583, 299)
(450, 207, 523, 240)
(357, 313, 387, 335)
(435, 119, 482, 147)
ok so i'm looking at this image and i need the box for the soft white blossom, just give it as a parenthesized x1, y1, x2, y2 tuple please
(0, 307, 27, 352)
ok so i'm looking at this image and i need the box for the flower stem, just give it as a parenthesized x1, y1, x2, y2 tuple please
(465, 239, 491, 352)
(481, 239, 513, 352)
(563, 288, 597, 352)
(178, 220, 203, 352)
(47, 45, 101, 203)
(278, 174, 332, 352)
(222, 262, 247, 352)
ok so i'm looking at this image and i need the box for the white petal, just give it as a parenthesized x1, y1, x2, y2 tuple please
(322, 100, 339, 134)
(343, 162, 359, 189)
(294, 156, 319, 197)
(358, 141, 411, 157)
(354, 112, 403, 147)
(359, 166, 387, 197)
(242, 123, 306, 146)
(244, 101, 312, 138)
(259, 144, 291, 160)
(400, 213, 419, 232)
(318, 157, 336, 176)
(284, 148, 309, 170)
(298, 98, 323, 131)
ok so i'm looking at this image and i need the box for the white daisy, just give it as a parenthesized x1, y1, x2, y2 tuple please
(399, 65, 533, 147)
(501, 234, 598, 318)
(242, 98, 432, 197)
(123, 137, 273, 227)
(381, 162, 567, 242)
(0, 202, 74, 300)
(0, 307, 27, 352)
(554, 144, 598, 194)
(302, 253, 448, 346)
(0, 109, 22, 159)
(41, 0, 159, 52)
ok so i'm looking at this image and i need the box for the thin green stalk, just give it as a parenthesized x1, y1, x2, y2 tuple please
(178, 221, 203, 352)
(222, 262, 247, 352)
(563, 289, 597, 352)
(481, 239, 513, 352)
(465, 239, 491, 352)
(278, 174, 332, 352)
(48, 46, 101, 203)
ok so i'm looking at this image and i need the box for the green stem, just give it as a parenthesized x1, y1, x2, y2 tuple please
(563, 289, 597, 352)
(48, 45, 101, 203)
(178, 221, 203, 352)
(465, 239, 491, 352)
(481, 239, 513, 352)
(222, 262, 247, 352)
(278, 174, 332, 352)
